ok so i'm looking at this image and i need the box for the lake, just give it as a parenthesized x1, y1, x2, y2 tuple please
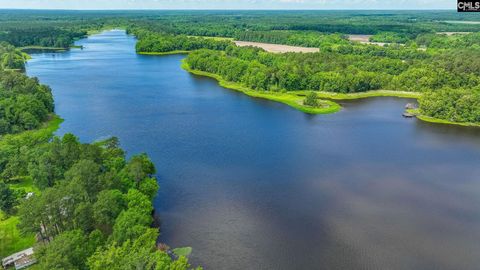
(26, 30, 480, 270)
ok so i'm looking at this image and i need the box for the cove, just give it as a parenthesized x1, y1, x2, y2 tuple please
(26, 30, 480, 270)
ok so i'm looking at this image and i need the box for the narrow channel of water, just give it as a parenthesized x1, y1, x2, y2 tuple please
(26, 30, 480, 270)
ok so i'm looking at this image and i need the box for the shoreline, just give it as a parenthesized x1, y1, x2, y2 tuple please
(407, 109, 480, 127)
(180, 60, 478, 127)
(181, 60, 341, 114)
(0, 114, 63, 145)
(138, 50, 190, 56)
(307, 90, 421, 100)
(20, 46, 68, 51)
(33, 29, 477, 128)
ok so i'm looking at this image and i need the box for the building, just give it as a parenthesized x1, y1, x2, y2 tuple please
(1, 248, 37, 270)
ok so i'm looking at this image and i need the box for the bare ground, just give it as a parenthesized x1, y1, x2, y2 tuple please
(437, 32, 472, 36)
(234, 41, 319, 53)
(346, 34, 391, 47)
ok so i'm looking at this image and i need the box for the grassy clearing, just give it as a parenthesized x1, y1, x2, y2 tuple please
(10, 177, 40, 194)
(172, 247, 192, 257)
(0, 114, 63, 147)
(19, 46, 68, 51)
(0, 212, 35, 258)
(303, 90, 422, 100)
(181, 61, 341, 114)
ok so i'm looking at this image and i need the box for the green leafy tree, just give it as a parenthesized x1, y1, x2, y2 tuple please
(88, 228, 197, 270)
(303, 92, 320, 107)
(93, 189, 126, 234)
(35, 229, 97, 270)
(0, 182, 16, 213)
(111, 209, 152, 244)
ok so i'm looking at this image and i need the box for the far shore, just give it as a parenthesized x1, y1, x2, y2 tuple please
(138, 50, 190, 56)
(181, 60, 340, 114)
(180, 61, 479, 127)
(407, 109, 480, 127)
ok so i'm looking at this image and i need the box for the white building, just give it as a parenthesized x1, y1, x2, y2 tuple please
(1, 247, 37, 270)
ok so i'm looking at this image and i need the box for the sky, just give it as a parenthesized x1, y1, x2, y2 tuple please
(0, 0, 456, 10)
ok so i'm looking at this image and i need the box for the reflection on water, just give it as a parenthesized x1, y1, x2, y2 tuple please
(27, 30, 480, 270)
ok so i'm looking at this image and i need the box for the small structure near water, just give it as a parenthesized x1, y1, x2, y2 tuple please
(402, 112, 415, 118)
(1, 247, 37, 270)
(403, 103, 418, 118)
(405, 103, 417, 110)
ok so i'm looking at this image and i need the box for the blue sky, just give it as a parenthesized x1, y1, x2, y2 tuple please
(0, 0, 455, 10)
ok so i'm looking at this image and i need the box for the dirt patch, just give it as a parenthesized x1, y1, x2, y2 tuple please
(234, 41, 319, 53)
(437, 32, 472, 36)
(347, 34, 373, 43)
(346, 34, 392, 47)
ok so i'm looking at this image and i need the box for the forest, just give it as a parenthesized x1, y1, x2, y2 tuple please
(0, 9, 479, 270)
(184, 37, 479, 93)
(0, 11, 204, 270)
(0, 44, 54, 135)
(132, 28, 232, 54)
(181, 33, 480, 123)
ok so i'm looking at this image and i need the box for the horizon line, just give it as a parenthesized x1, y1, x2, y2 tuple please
(0, 8, 457, 11)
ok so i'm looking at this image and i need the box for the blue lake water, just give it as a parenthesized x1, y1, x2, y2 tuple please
(26, 30, 480, 270)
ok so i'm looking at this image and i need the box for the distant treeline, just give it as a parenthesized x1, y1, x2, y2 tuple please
(131, 28, 232, 53)
(0, 26, 87, 48)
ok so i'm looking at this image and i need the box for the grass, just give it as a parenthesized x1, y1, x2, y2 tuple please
(0, 114, 63, 147)
(19, 46, 68, 51)
(172, 247, 192, 257)
(138, 50, 190, 56)
(302, 90, 422, 100)
(10, 177, 40, 194)
(0, 212, 36, 258)
(181, 60, 341, 114)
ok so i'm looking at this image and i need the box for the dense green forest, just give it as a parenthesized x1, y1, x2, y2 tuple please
(0, 44, 54, 135)
(0, 10, 479, 270)
(0, 11, 204, 269)
(132, 28, 232, 54)
(420, 87, 480, 123)
(0, 27, 86, 48)
(17, 135, 197, 269)
(184, 38, 480, 91)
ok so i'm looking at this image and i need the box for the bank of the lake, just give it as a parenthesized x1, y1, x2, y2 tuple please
(181, 60, 341, 114)
(182, 60, 480, 128)
(406, 109, 480, 127)
(20, 46, 68, 51)
(139, 50, 190, 56)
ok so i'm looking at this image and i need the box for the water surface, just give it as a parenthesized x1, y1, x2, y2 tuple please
(27, 30, 480, 270)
